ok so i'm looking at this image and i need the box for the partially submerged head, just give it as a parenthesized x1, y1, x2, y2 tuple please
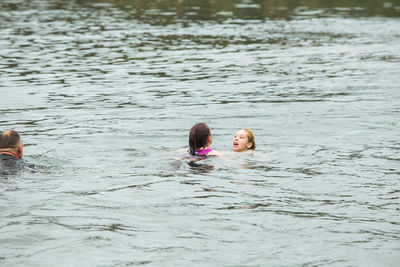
(0, 130, 23, 159)
(189, 123, 212, 155)
(232, 128, 255, 152)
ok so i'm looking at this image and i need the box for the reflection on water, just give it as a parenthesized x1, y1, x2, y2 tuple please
(1, 0, 400, 266)
(1, 0, 400, 22)
(187, 160, 215, 173)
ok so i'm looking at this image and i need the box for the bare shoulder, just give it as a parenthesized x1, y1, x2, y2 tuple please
(208, 150, 223, 157)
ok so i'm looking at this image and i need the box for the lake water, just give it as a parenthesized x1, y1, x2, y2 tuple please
(1, 0, 400, 266)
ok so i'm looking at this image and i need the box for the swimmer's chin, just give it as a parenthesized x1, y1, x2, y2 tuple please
(232, 146, 245, 152)
(232, 147, 254, 153)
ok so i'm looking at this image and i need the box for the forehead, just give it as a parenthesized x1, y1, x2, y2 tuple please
(236, 130, 248, 136)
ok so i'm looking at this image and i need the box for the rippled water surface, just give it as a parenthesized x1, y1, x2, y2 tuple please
(1, 0, 400, 266)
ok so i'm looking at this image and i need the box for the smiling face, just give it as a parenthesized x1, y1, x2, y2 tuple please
(232, 130, 252, 152)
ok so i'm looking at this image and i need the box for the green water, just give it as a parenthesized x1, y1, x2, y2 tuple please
(1, 0, 399, 266)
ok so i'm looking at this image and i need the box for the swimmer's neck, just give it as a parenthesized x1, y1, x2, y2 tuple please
(199, 139, 212, 150)
(0, 151, 21, 159)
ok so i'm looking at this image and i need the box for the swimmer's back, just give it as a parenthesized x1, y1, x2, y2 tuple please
(0, 154, 37, 175)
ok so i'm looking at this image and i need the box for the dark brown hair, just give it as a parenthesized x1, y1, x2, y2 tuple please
(189, 123, 211, 155)
(0, 130, 21, 149)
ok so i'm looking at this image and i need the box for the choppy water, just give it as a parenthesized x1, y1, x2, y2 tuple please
(1, 0, 400, 266)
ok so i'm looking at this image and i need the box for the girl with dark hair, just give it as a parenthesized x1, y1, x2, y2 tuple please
(183, 123, 222, 159)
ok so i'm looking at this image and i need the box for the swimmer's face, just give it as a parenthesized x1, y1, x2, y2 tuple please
(232, 130, 252, 152)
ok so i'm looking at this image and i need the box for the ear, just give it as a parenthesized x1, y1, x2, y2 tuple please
(246, 142, 253, 149)
(17, 144, 23, 159)
(208, 135, 212, 144)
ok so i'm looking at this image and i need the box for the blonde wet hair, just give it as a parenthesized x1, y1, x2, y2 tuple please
(243, 128, 255, 150)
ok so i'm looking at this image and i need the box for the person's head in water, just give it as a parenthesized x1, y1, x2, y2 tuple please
(232, 128, 255, 152)
(189, 123, 212, 155)
(0, 130, 23, 159)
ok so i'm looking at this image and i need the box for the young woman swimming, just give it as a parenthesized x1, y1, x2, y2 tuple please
(183, 123, 222, 159)
(232, 128, 256, 152)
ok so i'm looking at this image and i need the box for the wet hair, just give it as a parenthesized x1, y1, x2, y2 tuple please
(189, 123, 211, 155)
(0, 130, 21, 149)
(243, 128, 256, 150)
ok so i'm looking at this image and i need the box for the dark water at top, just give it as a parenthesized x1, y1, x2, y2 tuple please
(1, 0, 400, 266)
